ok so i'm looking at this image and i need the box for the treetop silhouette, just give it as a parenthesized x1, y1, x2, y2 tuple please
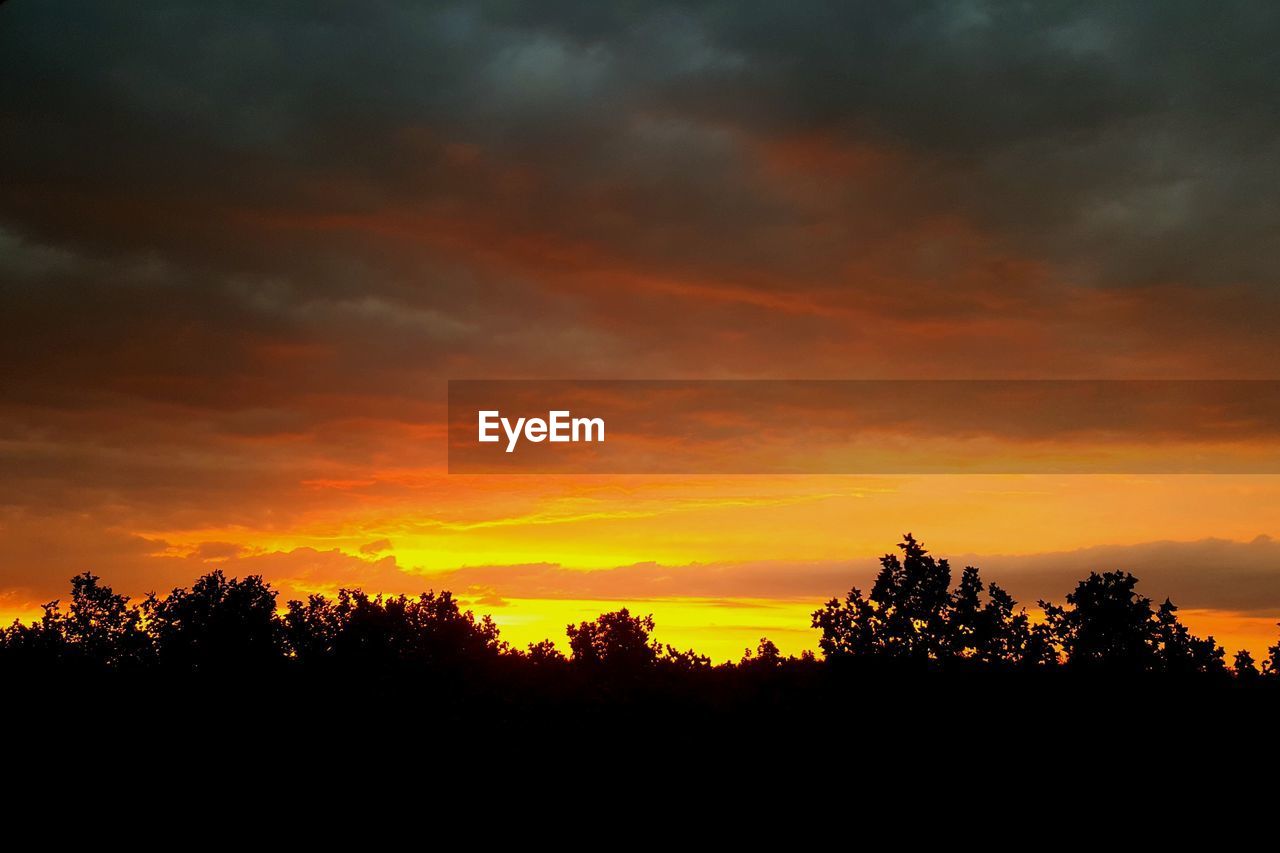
(0, 534, 1268, 685)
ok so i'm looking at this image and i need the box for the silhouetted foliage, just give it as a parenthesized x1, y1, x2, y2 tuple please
(283, 588, 502, 670)
(949, 565, 1053, 667)
(813, 534, 953, 663)
(1153, 598, 1226, 675)
(143, 571, 282, 673)
(740, 638, 783, 668)
(660, 644, 713, 672)
(63, 572, 152, 669)
(521, 639, 568, 666)
(812, 534, 1048, 668)
(1265, 630, 1280, 678)
(1041, 573, 1225, 675)
(566, 608, 659, 670)
(1041, 572, 1156, 672)
(0, 535, 1268, 711)
(1, 600, 71, 669)
(1234, 649, 1259, 680)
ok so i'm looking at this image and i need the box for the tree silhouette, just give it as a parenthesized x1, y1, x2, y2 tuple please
(739, 637, 783, 668)
(0, 536, 1267, 706)
(1041, 572, 1156, 672)
(143, 571, 282, 672)
(812, 533, 951, 663)
(812, 534, 1040, 667)
(660, 644, 713, 671)
(1040, 573, 1225, 674)
(1153, 598, 1226, 675)
(1264, 630, 1280, 678)
(283, 588, 503, 669)
(566, 608, 659, 670)
(0, 599, 70, 669)
(62, 572, 151, 669)
(1234, 649, 1259, 680)
(948, 565, 1043, 666)
(282, 593, 343, 665)
(522, 639, 567, 665)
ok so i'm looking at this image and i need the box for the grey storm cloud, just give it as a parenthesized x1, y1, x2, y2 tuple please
(2, 1, 1278, 284)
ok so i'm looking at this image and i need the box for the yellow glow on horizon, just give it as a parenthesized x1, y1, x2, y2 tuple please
(141, 473, 1280, 571)
(471, 596, 821, 664)
(48, 472, 1278, 664)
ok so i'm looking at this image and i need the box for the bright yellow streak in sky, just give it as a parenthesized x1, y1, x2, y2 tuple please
(150, 473, 1280, 571)
(473, 596, 820, 663)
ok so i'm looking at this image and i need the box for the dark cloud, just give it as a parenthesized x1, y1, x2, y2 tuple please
(193, 541, 247, 561)
(359, 538, 393, 555)
(3, 2, 1278, 390)
(4, 1, 1277, 284)
(966, 535, 1280, 613)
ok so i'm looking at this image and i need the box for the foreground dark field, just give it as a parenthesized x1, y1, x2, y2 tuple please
(5, 535, 1280, 759)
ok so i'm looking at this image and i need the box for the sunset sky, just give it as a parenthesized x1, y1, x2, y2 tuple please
(3, 2, 1280, 661)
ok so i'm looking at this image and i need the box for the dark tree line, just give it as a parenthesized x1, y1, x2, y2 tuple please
(3, 534, 1279, 682)
(813, 534, 1247, 676)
